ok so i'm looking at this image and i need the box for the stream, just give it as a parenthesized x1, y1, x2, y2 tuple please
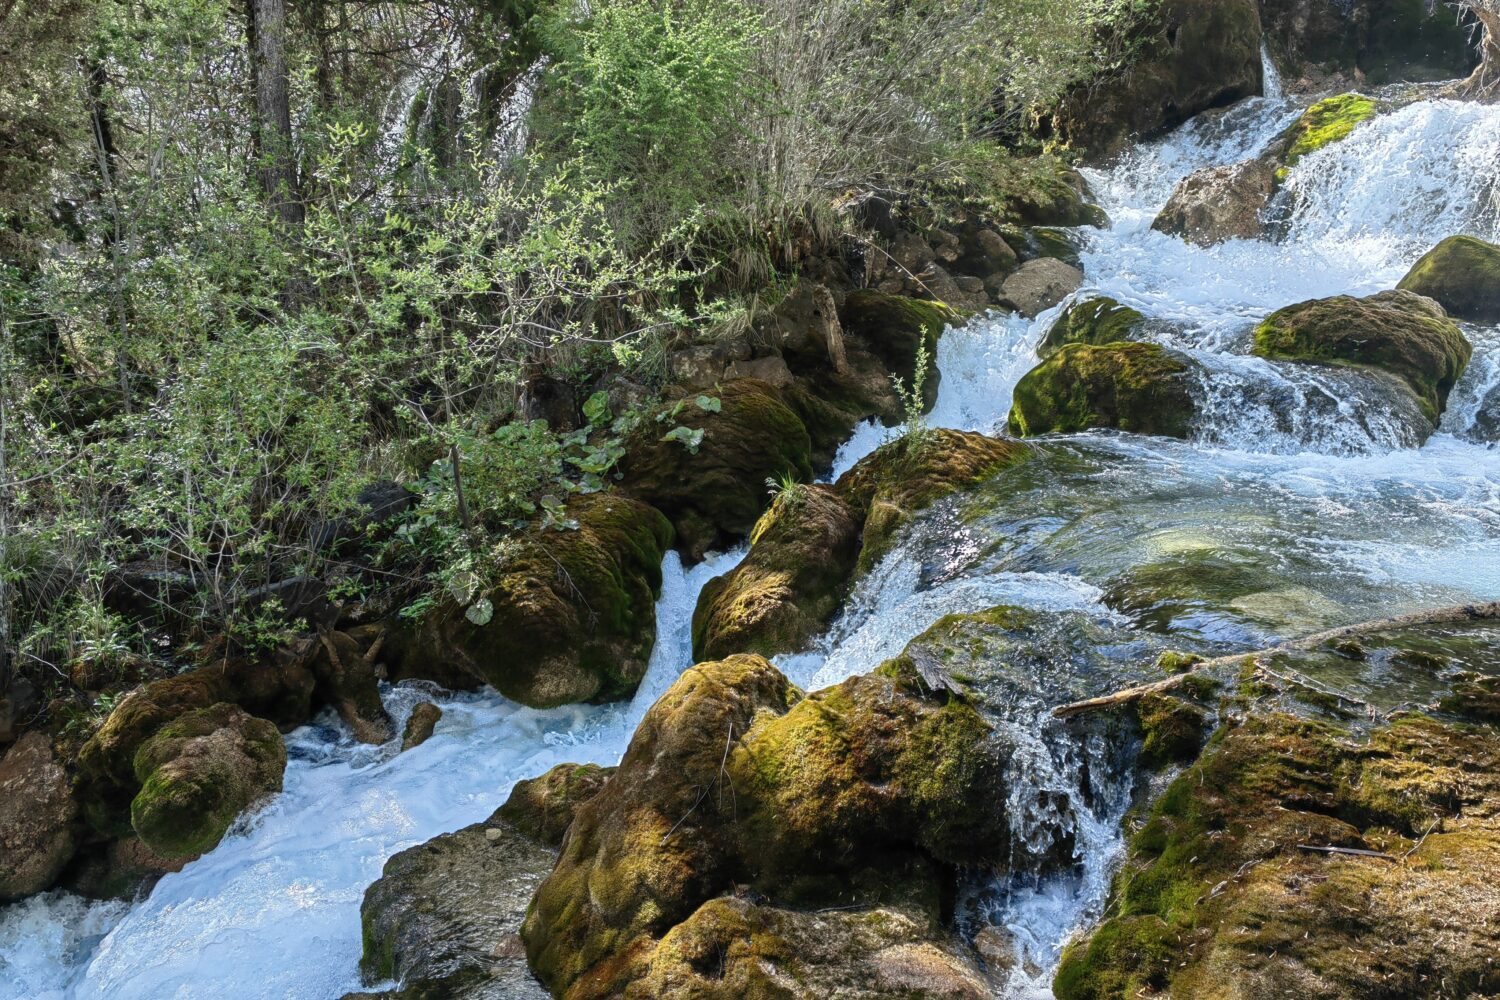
(4, 79, 1500, 1000)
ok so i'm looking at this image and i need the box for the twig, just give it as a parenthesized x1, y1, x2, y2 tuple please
(1053, 601, 1500, 719)
(1401, 818, 1441, 860)
(1297, 845, 1396, 860)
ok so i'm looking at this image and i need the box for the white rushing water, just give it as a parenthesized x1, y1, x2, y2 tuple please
(6, 81, 1500, 1000)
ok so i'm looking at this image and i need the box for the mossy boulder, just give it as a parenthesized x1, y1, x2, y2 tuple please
(1275, 93, 1378, 177)
(838, 291, 957, 410)
(621, 379, 813, 560)
(1038, 297, 1148, 358)
(1252, 289, 1472, 425)
(495, 762, 615, 847)
(403, 492, 673, 708)
(1054, 712, 1500, 998)
(836, 429, 1031, 575)
(520, 654, 1007, 998)
(692, 484, 861, 661)
(1008, 343, 1200, 438)
(1043, 0, 1263, 157)
(1397, 234, 1500, 324)
(128, 703, 285, 860)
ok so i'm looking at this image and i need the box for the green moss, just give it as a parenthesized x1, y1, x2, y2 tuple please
(1134, 694, 1207, 769)
(839, 291, 958, 410)
(1278, 94, 1378, 176)
(1398, 234, 1500, 324)
(1038, 297, 1146, 358)
(1253, 290, 1472, 425)
(1008, 342, 1197, 438)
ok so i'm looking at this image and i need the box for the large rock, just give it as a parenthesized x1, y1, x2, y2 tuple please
(1151, 158, 1275, 245)
(1398, 234, 1500, 324)
(692, 484, 861, 661)
(1252, 289, 1472, 425)
(1045, 0, 1263, 157)
(520, 654, 1007, 998)
(1038, 296, 1148, 358)
(401, 492, 673, 708)
(1054, 712, 1500, 998)
(128, 703, 286, 860)
(0, 732, 79, 901)
(838, 291, 957, 409)
(494, 762, 615, 847)
(1262, 0, 1480, 90)
(999, 258, 1084, 318)
(1273, 93, 1378, 176)
(621, 379, 812, 560)
(1008, 343, 1201, 438)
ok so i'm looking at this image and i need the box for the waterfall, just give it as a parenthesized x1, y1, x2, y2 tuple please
(1261, 40, 1285, 100)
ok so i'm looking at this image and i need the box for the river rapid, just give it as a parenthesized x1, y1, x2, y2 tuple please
(4, 79, 1499, 1000)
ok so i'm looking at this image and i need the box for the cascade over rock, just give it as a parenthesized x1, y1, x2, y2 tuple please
(1252, 289, 1472, 426)
(1398, 234, 1500, 324)
(1038, 296, 1149, 357)
(1152, 158, 1275, 245)
(1009, 343, 1202, 438)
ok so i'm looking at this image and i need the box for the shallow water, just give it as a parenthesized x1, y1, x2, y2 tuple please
(5, 81, 1500, 1000)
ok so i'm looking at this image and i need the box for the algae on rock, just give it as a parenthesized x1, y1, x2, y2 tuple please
(1009, 343, 1199, 438)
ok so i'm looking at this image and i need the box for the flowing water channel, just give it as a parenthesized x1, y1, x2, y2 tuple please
(4, 83, 1500, 1000)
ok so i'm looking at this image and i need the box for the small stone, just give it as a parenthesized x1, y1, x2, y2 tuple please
(400, 702, 442, 751)
(484, 827, 504, 844)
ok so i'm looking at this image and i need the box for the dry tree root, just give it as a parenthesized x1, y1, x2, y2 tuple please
(1051, 600, 1500, 719)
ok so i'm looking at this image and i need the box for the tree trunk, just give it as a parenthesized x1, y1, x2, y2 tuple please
(1455, 6, 1500, 100)
(248, 0, 303, 228)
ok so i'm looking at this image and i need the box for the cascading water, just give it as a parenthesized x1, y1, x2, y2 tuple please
(5, 83, 1500, 1000)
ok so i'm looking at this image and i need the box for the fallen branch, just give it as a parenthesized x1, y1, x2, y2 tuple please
(1296, 844, 1396, 861)
(1052, 600, 1500, 719)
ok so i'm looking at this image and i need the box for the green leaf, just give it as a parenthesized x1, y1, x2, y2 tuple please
(465, 597, 494, 626)
(695, 394, 721, 413)
(583, 391, 612, 426)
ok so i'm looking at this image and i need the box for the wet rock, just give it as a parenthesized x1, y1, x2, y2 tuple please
(399, 492, 673, 706)
(623, 896, 992, 1000)
(1008, 343, 1200, 438)
(399, 703, 442, 751)
(129, 703, 286, 860)
(1273, 93, 1378, 176)
(1038, 296, 1147, 358)
(1151, 158, 1274, 245)
(621, 379, 812, 561)
(998, 258, 1084, 318)
(1398, 234, 1500, 324)
(64, 834, 185, 900)
(1043, 0, 1263, 157)
(1054, 712, 1500, 998)
(839, 290, 958, 409)
(520, 654, 1007, 997)
(359, 818, 553, 1000)
(1262, 0, 1479, 91)
(1253, 289, 1472, 425)
(837, 429, 1030, 575)
(692, 484, 861, 661)
(1002, 165, 1110, 229)
(0, 732, 79, 901)
(495, 762, 614, 847)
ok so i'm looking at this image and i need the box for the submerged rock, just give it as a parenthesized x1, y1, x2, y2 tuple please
(1398, 234, 1500, 324)
(520, 654, 1007, 998)
(692, 484, 861, 661)
(1008, 343, 1200, 438)
(1151, 159, 1275, 245)
(999, 258, 1084, 318)
(621, 379, 812, 561)
(1054, 712, 1500, 998)
(1252, 289, 1472, 425)
(0, 733, 79, 901)
(128, 703, 285, 860)
(1038, 297, 1148, 358)
(401, 492, 673, 708)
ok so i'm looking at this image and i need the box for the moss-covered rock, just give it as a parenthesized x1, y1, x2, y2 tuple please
(403, 493, 673, 708)
(1043, 0, 1263, 157)
(838, 291, 957, 410)
(621, 379, 812, 561)
(692, 485, 861, 662)
(1054, 712, 1500, 998)
(128, 703, 285, 860)
(520, 654, 1007, 998)
(1008, 343, 1200, 438)
(1397, 234, 1500, 324)
(495, 762, 615, 848)
(836, 429, 1031, 575)
(1252, 289, 1472, 425)
(1038, 297, 1147, 358)
(1276, 93, 1378, 177)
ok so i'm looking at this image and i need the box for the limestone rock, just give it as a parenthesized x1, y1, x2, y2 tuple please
(494, 762, 614, 847)
(399, 703, 442, 751)
(1008, 342, 1200, 438)
(999, 258, 1084, 318)
(1398, 234, 1500, 324)
(0, 732, 79, 901)
(1152, 158, 1274, 245)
